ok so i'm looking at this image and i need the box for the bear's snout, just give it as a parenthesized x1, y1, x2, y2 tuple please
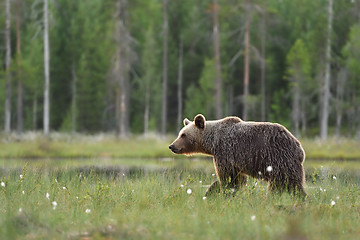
(169, 144, 180, 154)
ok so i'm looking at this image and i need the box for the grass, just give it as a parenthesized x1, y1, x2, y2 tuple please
(0, 133, 359, 239)
(1, 132, 360, 160)
(0, 161, 359, 239)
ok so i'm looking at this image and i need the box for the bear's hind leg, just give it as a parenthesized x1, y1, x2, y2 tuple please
(288, 182, 307, 200)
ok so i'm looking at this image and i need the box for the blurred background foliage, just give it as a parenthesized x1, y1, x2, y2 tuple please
(1, 0, 360, 138)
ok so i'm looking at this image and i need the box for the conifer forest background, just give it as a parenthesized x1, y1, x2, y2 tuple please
(1, 0, 360, 139)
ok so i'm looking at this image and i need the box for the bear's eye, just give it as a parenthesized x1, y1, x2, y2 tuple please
(181, 133, 186, 138)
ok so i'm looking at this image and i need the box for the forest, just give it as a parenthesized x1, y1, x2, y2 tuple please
(1, 0, 360, 139)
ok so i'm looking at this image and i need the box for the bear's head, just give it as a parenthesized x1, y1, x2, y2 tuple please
(169, 114, 206, 155)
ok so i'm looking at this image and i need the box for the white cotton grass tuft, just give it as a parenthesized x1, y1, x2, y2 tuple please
(330, 200, 336, 206)
(85, 209, 91, 214)
(251, 215, 256, 221)
(187, 189, 192, 195)
(266, 166, 273, 172)
(20, 174, 23, 179)
(212, 173, 216, 177)
(19, 208, 23, 213)
(1, 182, 5, 187)
(22, 190, 25, 195)
(180, 184, 184, 188)
(62, 187, 66, 190)
(203, 196, 207, 200)
(333, 176, 337, 180)
(258, 171, 262, 175)
(52, 201, 58, 210)
(46, 193, 50, 199)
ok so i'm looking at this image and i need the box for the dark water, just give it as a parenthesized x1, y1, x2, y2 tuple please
(0, 158, 359, 183)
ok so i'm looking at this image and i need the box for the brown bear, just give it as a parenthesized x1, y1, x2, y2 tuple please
(169, 114, 306, 198)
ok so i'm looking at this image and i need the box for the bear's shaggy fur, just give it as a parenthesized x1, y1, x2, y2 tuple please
(169, 114, 306, 198)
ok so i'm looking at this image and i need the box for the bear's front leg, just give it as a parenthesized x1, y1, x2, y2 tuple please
(204, 180, 220, 197)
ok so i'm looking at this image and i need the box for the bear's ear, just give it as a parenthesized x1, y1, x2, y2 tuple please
(183, 118, 191, 126)
(194, 114, 205, 129)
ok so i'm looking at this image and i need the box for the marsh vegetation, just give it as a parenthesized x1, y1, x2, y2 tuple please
(0, 153, 359, 239)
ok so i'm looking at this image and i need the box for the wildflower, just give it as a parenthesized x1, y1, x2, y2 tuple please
(266, 166, 273, 172)
(19, 208, 23, 213)
(52, 201, 58, 210)
(22, 190, 25, 195)
(203, 196, 207, 200)
(1, 182, 5, 187)
(251, 215, 256, 221)
(331, 200, 336, 206)
(46, 193, 50, 199)
(187, 189, 192, 195)
(333, 176, 337, 180)
(85, 209, 91, 214)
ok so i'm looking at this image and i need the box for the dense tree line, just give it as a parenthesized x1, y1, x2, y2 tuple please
(1, 0, 360, 138)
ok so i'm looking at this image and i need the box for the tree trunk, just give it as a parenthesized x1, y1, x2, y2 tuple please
(335, 68, 347, 138)
(114, 0, 130, 138)
(5, 0, 12, 133)
(243, 0, 250, 121)
(43, 0, 50, 135)
(143, 83, 150, 135)
(301, 110, 306, 136)
(71, 59, 77, 133)
(177, 38, 183, 131)
(320, 0, 333, 140)
(16, 0, 23, 134)
(33, 93, 38, 130)
(260, 1, 267, 122)
(292, 76, 300, 138)
(115, 86, 121, 135)
(213, 0, 223, 119)
(161, 0, 168, 136)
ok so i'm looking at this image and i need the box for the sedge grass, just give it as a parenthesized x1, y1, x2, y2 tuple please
(1, 133, 360, 160)
(0, 162, 359, 239)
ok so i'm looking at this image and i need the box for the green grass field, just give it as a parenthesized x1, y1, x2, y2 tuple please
(0, 159, 359, 239)
(0, 134, 359, 239)
(1, 133, 360, 160)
